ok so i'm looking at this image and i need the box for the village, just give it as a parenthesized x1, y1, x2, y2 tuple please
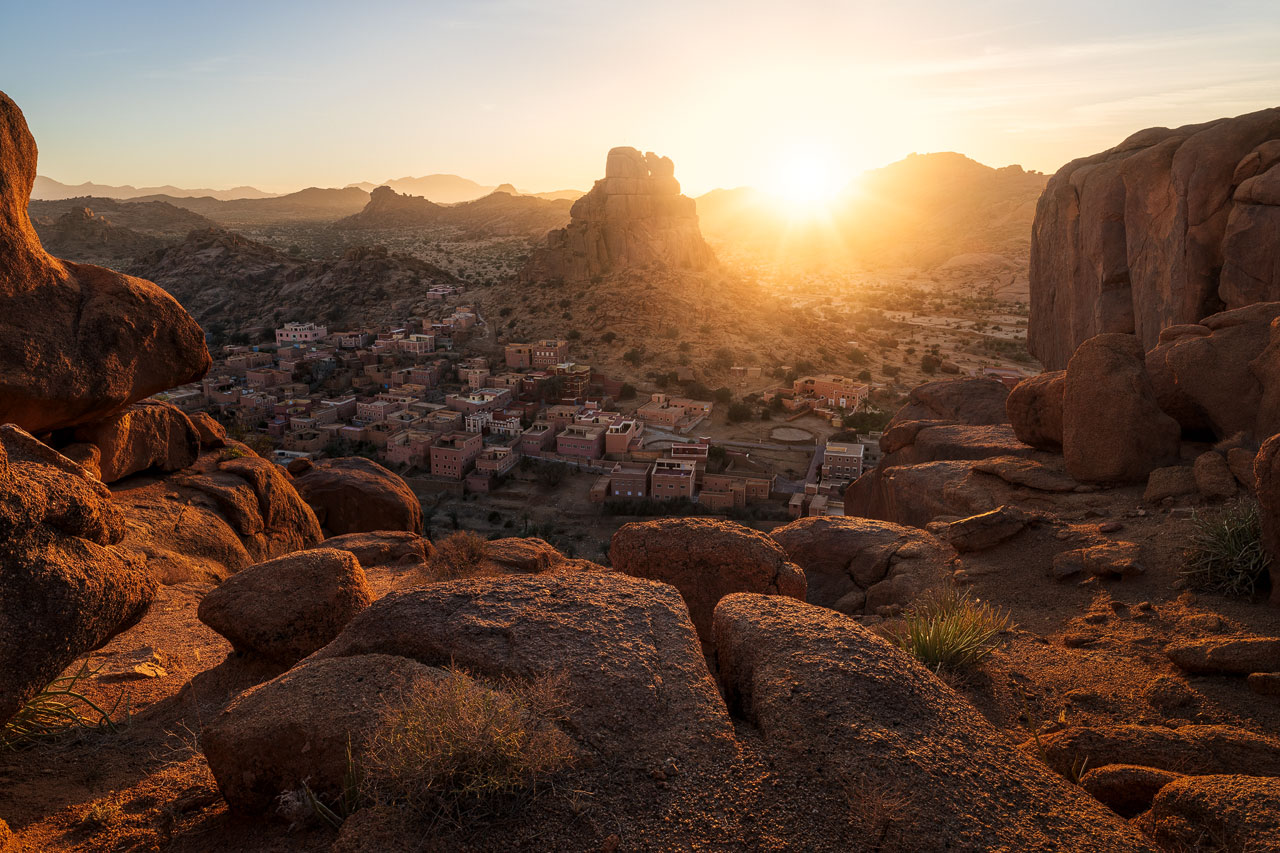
(153, 306, 925, 525)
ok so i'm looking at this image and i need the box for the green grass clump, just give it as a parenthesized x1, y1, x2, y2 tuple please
(893, 587, 1013, 672)
(1180, 499, 1271, 597)
(358, 668, 572, 821)
(1, 662, 129, 750)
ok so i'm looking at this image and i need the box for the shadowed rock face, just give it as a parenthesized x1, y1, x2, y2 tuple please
(1029, 107, 1280, 369)
(520, 147, 716, 283)
(0, 90, 210, 435)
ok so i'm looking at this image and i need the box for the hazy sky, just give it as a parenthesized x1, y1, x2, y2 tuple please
(2, 0, 1278, 195)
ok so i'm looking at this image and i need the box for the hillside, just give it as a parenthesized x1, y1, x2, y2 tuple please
(131, 186, 371, 226)
(132, 228, 462, 332)
(31, 175, 277, 201)
(28, 195, 218, 237)
(697, 152, 1048, 269)
(334, 186, 572, 237)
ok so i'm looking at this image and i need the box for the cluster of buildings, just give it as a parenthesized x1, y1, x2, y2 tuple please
(587, 438, 776, 511)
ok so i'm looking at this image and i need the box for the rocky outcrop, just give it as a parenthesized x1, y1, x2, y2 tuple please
(0, 91, 210, 435)
(520, 147, 716, 283)
(1062, 333, 1180, 483)
(70, 400, 199, 483)
(713, 594, 1155, 851)
(1029, 107, 1280, 369)
(1078, 764, 1184, 817)
(334, 185, 571, 237)
(608, 518, 806, 651)
(197, 548, 374, 665)
(0, 425, 155, 724)
(1165, 636, 1280, 675)
(114, 447, 323, 583)
(1145, 302, 1280, 440)
(769, 516, 954, 614)
(290, 457, 422, 536)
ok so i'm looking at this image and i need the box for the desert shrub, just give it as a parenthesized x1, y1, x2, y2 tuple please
(1180, 499, 1271, 597)
(426, 531, 492, 580)
(727, 402, 754, 422)
(893, 587, 1012, 672)
(359, 669, 573, 819)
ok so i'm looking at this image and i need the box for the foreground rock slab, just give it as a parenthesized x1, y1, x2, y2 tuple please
(712, 594, 1155, 852)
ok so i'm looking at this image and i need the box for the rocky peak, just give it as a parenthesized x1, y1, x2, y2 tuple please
(520, 146, 716, 283)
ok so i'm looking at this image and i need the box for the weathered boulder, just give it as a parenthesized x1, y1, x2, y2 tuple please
(770, 516, 952, 614)
(520, 147, 716, 283)
(188, 412, 228, 449)
(70, 400, 199, 483)
(1078, 764, 1183, 817)
(1033, 724, 1280, 778)
(944, 505, 1029, 553)
(1248, 672, 1280, 695)
(1165, 636, 1280, 675)
(291, 457, 422, 536)
(1192, 451, 1238, 500)
(202, 653, 445, 812)
(1140, 775, 1280, 851)
(1029, 107, 1280, 369)
(609, 518, 806, 649)
(0, 91, 210, 435)
(484, 537, 565, 573)
(113, 449, 323, 583)
(1143, 466, 1198, 503)
(322, 531, 431, 569)
(878, 423, 1034, 469)
(713, 594, 1156, 852)
(1006, 371, 1065, 450)
(313, 572, 736, 771)
(886, 377, 1011, 429)
(58, 442, 101, 480)
(1253, 433, 1280, 604)
(0, 425, 156, 724)
(1062, 333, 1181, 483)
(198, 548, 373, 665)
(1228, 446, 1258, 492)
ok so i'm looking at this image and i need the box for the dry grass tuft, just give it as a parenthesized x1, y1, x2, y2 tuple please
(1180, 499, 1271, 597)
(426, 531, 495, 581)
(359, 667, 573, 822)
(892, 587, 1012, 672)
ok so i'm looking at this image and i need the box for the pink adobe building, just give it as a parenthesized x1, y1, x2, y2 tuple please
(275, 322, 327, 347)
(429, 432, 484, 480)
(791, 374, 870, 409)
(520, 423, 555, 454)
(556, 424, 605, 459)
(650, 458, 696, 499)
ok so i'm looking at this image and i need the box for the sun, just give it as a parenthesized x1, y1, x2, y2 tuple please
(766, 142, 844, 215)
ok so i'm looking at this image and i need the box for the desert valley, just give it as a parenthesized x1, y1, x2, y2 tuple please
(3, 3, 1280, 852)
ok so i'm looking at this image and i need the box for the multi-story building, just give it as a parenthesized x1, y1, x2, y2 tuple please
(608, 461, 652, 498)
(429, 432, 484, 480)
(504, 343, 533, 369)
(650, 458, 696, 499)
(822, 441, 865, 481)
(556, 424, 605, 459)
(700, 473, 775, 508)
(604, 418, 643, 455)
(444, 388, 512, 415)
(520, 422, 556, 454)
(398, 334, 435, 355)
(791, 374, 870, 409)
(532, 339, 569, 368)
(275, 322, 328, 347)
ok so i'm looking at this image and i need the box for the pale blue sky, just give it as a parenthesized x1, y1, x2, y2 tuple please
(2, 0, 1277, 194)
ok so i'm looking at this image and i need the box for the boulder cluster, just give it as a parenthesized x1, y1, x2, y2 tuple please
(520, 146, 717, 283)
(1029, 107, 1280, 369)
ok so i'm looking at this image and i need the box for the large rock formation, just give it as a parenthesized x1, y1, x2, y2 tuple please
(520, 147, 716, 283)
(0, 90, 211, 435)
(1029, 107, 1280, 369)
(0, 425, 155, 724)
(290, 457, 422, 536)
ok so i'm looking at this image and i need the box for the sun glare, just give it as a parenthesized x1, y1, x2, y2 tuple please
(767, 143, 844, 215)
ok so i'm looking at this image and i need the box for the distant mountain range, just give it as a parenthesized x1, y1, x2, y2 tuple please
(696, 152, 1048, 268)
(334, 186, 572, 236)
(34, 174, 586, 205)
